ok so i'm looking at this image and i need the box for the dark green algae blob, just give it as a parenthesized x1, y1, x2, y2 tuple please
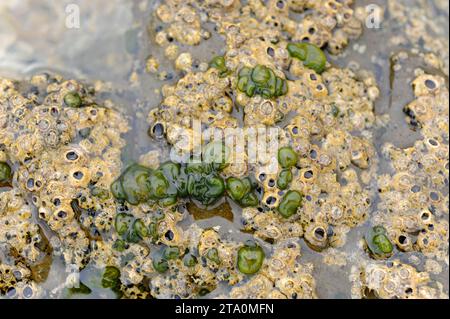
(287, 42, 327, 74)
(365, 226, 394, 259)
(101, 266, 123, 298)
(111, 161, 229, 207)
(277, 190, 303, 219)
(277, 146, 298, 169)
(237, 241, 265, 275)
(275, 146, 303, 218)
(237, 65, 288, 99)
(67, 282, 92, 296)
(111, 141, 259, 208)
(225, 176, 259, 208)
(114, 213, 149, 244)
(63, 91, 83, 108)
(111, 164, 153, 205)
(101, 266, 121, 289)
(277, 169, 293, 190)
(0, 161, 12, 185)
(152, 246, 188, 273)
(209, 55, 230, 77)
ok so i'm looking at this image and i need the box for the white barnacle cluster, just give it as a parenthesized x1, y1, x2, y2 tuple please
(153, 0, 363, 54)
(373, 73, 449, 260)
(351, 260, 448, 299)
(0, 74, 130, 297)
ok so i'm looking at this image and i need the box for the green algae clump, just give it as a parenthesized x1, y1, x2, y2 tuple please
(0, 162, 12, 184)
(209, 56, 229, 77)
(277, 190, 302, 218)
(237, 65, 288, 99)
(237, 242, 265, 275)
(365, 226, 394, 259)
(278, 147, 298, 169)
(287, 42, 327, 74)
(63, 92, 83, 108)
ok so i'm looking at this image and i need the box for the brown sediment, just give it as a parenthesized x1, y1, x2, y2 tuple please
(187, 201, 234, 222)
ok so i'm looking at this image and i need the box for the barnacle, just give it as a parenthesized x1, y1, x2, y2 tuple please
(352, 260, 448, 299)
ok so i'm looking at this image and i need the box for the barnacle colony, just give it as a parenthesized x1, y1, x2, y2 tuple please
(0, 0, 448, 299)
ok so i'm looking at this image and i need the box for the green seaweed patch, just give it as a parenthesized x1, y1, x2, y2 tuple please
(114, 213, 149, 244)
(365, 226, 394, 259)
(226, 176, 259, 207)
(278, 146, 298, 169)
(0, 161, 12, 185)
(287, 42, 327, 74)
(63, 92, 83, 108)
(205, 247, 221, 264)
(101, 266, 122, 298)
(237, 65, 288, 99)
(68, 282, 92, 296)
(209, 56, 230, 77)
(111, 142, 232, 207)
(277, 190, 303, 218)
(277, 169, 293, 190)
(152, 246, 184, 273)
(237, 241, 265, 275)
